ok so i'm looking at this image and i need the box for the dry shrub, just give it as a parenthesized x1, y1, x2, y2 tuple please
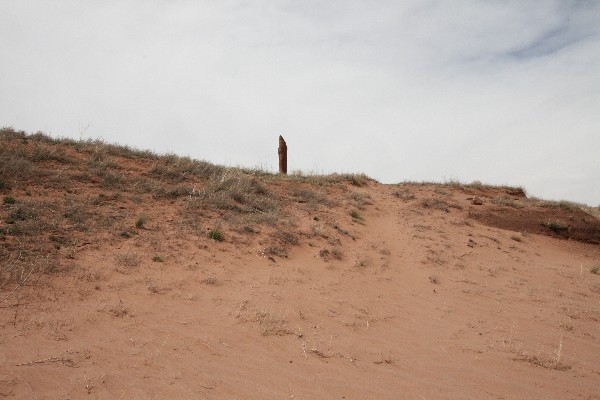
(331, 248, 343, 260)
(350, 191, 371, 208)
(149, 154, 224, 182)
(262, 245, 288, 258)
(289, 187, 335, 207)
(514, 351, 570, 370)
(201, 277, 221, 286)
(185, 170, 282, 228)
(492, 196, 524, 208)
(115, 251, 141, 268)
(287, 171, 371, 187)
(422, 198, 449, 212)
(254, 308, 290, 336)
(272, 230, 298, 245)
(393, 188, 416, 201)
(0, 152, 35, 186)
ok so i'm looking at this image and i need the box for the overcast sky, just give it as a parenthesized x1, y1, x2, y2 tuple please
(1, 1, 599, 204)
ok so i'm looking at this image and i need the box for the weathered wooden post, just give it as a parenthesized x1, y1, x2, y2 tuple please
(278, 135, 287, 174)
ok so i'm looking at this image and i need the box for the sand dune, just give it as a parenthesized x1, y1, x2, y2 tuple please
(1, 129, 599, 399)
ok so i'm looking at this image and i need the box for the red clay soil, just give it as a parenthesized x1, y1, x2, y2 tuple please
(464, 198, 600, 245)
(1, 133, 600, 400)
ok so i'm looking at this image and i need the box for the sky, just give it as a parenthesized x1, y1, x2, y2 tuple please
(1, 1, 599, 205)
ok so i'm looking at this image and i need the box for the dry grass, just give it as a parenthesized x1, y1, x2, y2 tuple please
(289, 187, 335, 207)
(200, 277, 221, 286)
(287, 171, 372, 187)
(115, 251, 141, 268)
(253, 308, 291, 336)
(422, 198, 449, 212)
(393, 188, 416, 201)
(492, 196, 524, 208)
(514, 343, 570, 371)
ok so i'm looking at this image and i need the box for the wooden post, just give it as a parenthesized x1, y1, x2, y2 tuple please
(278, 135, 287, 174)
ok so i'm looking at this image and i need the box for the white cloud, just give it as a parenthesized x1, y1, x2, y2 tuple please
(1, 0, 599, 204)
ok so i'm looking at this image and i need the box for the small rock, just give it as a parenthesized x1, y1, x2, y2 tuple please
(471, 197, 483, 205)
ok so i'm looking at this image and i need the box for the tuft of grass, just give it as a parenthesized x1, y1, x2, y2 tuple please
(135, 212, 148, 229)
(511, 235, 522, 242)
(354, 258, 368, 268)
(350, 191, 371, 208)
(289, 187, 335, 207)
(262, 245, 287, 258)
(393, 188, 415, 201)
(201, 277, 220, 286)
(2, 196, 16, 205)
(207, 229, 223, 241)
(591, 265, 600, 275)
(492, 196, 523, 208)
(115, 251, 141, 267)
(6, 206, 36, 224)
(152, 255, 163, 262)
(422, 198, 449, 212)
(272, 230, 299, 245)
(120, 228, 138, 238)
(331, 248, 343, 260)
(350, 209, 362, 220)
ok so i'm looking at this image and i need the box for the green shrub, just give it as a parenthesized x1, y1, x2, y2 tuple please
(207, 229, 223, 241)
(135, 213, 148, 229)
(350, 209, 362, 220)
(6, 207, 35, 223)
(591, 265, 600, 275)
(3, 196, 15, 205)
(152, 255, 163, 262)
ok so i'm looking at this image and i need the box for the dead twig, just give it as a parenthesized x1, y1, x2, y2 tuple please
(217, 339, 233, 348)
(16, 353, 76, 368)
(309, 348, 329, 358)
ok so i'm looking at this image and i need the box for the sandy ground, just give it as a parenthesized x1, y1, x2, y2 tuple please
(1, 178, 599, 400)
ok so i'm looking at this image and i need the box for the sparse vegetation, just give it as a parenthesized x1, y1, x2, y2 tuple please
(289, 187, 335, 207)
(331, 248, 343, 260)
(207, 229, 223, 241)
(201, 277, 220, 286)
(350, 209, 362, 221)
(354, 258, 368, 268)
(2, 126, 600, 398)
(492, 196, 524, 208)
(2, 196, 15, 205)
(422, 198, 449, 212)
(135, 213, 148, 229)
(350, 191, 371, 208)
(393, 188, 416, 201)
(545, 220, 567, 233)
(115, 251, 141, 268)
(272, 230, 298, 245)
